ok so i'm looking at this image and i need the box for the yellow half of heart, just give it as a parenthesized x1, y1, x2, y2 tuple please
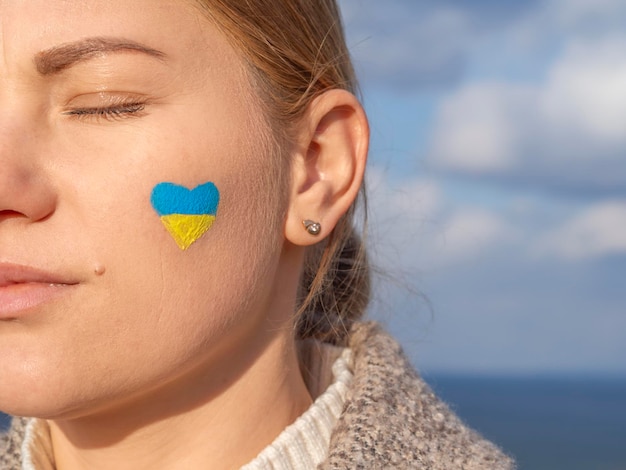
(160, 214, 216, 250)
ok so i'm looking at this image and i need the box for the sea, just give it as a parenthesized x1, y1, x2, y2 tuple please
(1, 375, 625, 469)
(425, 375, 626, 470)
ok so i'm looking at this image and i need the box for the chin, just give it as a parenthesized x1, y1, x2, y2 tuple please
(0, 374, 64, 420)
(0, 347, 82, 420)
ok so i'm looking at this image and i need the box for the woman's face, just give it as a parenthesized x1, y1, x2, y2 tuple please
(0, 0, 289, 417)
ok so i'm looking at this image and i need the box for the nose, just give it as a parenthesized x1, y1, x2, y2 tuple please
(0, 116, 57, 223)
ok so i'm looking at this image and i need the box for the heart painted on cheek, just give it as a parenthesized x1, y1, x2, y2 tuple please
(150, 182, 220, 250)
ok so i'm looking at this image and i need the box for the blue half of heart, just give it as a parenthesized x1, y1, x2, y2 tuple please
(150, 182, 220, 216)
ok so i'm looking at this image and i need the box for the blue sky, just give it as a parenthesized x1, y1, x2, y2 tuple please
(339, 0, 626, 374)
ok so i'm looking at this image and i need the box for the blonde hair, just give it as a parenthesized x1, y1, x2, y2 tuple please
(194, 0, 370, 345)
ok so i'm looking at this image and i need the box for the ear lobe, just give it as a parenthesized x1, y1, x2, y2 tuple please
(285, 89, 368, 246)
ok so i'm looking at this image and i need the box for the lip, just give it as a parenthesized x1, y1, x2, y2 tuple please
(0, 263, 79, 320)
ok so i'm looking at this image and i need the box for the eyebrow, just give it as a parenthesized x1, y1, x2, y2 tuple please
(34, 37, 166, 75)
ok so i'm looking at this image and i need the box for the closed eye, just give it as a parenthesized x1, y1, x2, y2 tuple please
(63, 102, 147, 122)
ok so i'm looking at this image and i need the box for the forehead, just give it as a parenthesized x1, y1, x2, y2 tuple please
(0, 0, 229, 69)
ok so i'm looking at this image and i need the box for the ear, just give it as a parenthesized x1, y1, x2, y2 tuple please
(284, 89, 368, 246)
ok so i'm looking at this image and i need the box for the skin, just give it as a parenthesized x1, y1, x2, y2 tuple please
(0, 1, 368, 469)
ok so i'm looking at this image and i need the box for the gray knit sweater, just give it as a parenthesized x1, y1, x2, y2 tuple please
(0, 322, 515, 469)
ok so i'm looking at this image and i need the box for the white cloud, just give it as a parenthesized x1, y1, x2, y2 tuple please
(366, 169, 518, 268)
(429, 83, 534, 173)
(439, 209, 514, 261)
(340, 0, 626, 93)
(542, 37, 626, 141)
(339, 1, 475, 89)
(367, 168, 443, 219)
(427, 35, 626, 192)
(365, 169, 444, 265)
(536, 200, 626, 260)
(551, 0, 626, 29)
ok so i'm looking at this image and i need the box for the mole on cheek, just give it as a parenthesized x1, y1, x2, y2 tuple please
(94, 264, 106, 276)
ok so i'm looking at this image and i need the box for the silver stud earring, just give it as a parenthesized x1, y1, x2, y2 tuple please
(303, 219, 322, 236)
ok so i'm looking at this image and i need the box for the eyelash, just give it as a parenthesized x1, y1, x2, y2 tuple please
(63, 102, 147, 122)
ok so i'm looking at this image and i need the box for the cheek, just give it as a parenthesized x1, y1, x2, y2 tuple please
(99, 144, 284, 348)
(0, 161, 287, 419)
